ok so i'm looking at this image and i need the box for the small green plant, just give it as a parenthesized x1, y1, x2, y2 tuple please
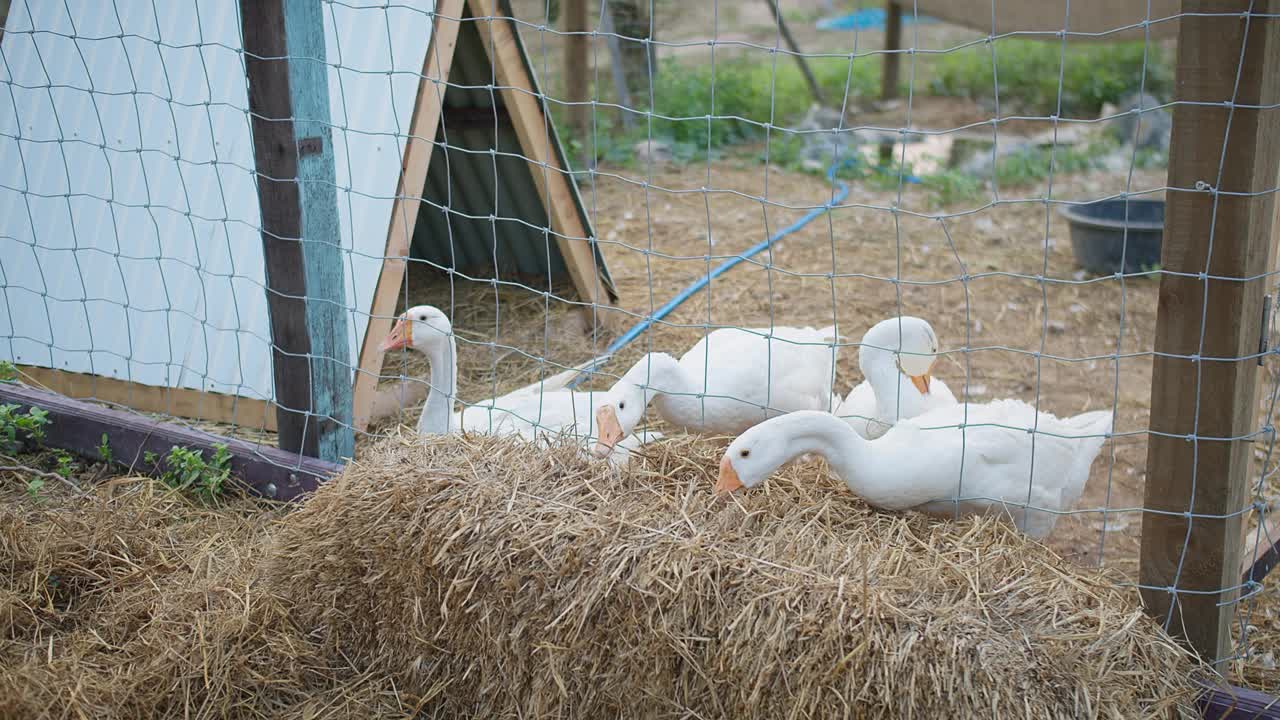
(24, 475, 44, 499)
(0, 360, 17, 383)
(921, 169, 985, 206)
(53, 450, 77, 479)
(0, 404, 50, 454)
(144, 450, 159, 466)
(157, 444, 232, 501)
(97, 433, 113, 464)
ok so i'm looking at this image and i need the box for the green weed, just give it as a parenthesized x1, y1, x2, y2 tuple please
(53, 450, 77, 479)
(156, 444, 233, 502)
(97, 433, 113, 464)
(0, 404, 49, 454)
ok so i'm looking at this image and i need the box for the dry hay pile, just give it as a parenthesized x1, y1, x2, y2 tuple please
(0, 480, 407, 719)
(1, 436, 1205, 718)
(268, 434, 1202, 718)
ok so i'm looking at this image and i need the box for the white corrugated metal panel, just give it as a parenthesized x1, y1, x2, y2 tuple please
(0, 0, 434, 405)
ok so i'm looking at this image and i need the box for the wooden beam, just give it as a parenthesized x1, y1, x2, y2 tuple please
(15, 365, 278, 433)
(1198, 680, 1280, 720)
(763, 0, 826, 107)
(283, 0, 354, 461)
(1139, 2, 1280, 666)
(241, 0, 354, 461)
(350, 0, 465, 432)
(564, 0, 590, 136)
(879, 0, 902, 165)
(468, 0, 612, 318)
(0, 383, 339, 501)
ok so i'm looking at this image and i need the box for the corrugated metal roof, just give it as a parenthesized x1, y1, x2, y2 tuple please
(410, 3, 617, 300)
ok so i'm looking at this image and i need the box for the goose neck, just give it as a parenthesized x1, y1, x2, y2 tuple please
(418, 333, 458, 434)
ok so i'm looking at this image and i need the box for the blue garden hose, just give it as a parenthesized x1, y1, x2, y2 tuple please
(567, 158, 871, 389)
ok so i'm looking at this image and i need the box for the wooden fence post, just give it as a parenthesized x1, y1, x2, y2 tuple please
(879, 1, 902, 164)
(240, 0, 354, 462)
(1139, 1, 1280, 666)
(564, 0, 590, 137)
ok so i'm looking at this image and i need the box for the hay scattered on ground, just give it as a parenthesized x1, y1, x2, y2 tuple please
(2, 435, 1206, 718)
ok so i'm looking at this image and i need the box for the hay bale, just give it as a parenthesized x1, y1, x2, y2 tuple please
(265, 434, 1203, 718)
(0, 480, 408, 719)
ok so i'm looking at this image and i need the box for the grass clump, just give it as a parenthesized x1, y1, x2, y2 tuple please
(925, 39, 1172, 116)
(566, 55, 880, 166)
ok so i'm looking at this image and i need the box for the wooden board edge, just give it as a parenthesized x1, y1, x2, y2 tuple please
(467, 0, 617, 323)
(1198, 679, 1280, 719)
(15, 365, 278, 434)
(351, 0, 465, 432)
(0, 382, 340, 501)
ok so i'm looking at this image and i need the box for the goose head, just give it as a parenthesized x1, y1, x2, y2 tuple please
(714, 411, 842, 493)
(592, 352, 680, 456)
(379, 305, 453, 355)
(864, 316, 939, 395)
(593, 385, 645, 456)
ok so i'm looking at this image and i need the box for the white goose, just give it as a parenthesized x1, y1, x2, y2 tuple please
(380, 305, 660, 466)
(836, 316, 957, 439)
(592, 324, 841, 455)
(715, 404, 1112, 539)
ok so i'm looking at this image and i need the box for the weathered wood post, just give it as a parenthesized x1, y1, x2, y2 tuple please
(1139, 0, 1279, 666)
(564, 0, 590, 136)
(879, 1, 902, 164)
(240, 0, 354, 462)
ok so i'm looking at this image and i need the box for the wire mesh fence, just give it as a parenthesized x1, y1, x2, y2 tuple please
(1, 0, 1278, 681)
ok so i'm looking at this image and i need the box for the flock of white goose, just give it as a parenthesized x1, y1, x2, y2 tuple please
(380, 306, 1112, 539)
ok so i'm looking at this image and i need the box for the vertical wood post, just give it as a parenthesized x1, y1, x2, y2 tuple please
(878, 0, 902, 164)
(564, 0, 590, 137)
(599, 0, 636, 130)
(1139, 1, 1280, 666)
(241, 0, 354, 462)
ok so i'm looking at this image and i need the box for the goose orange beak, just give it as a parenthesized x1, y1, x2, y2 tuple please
(909, 372, 931, 395)
(715, 455, 743, 494)
(380, 315, 411, 352)
(593, 405, 625, 456)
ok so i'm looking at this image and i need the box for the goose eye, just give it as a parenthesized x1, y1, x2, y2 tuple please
(740, 449, 750, 458)
(618, 400, 626, 410)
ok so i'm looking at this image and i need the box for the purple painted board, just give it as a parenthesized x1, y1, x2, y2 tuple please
(0, 383, 341, 500)
(1199, 681, 1280, 719)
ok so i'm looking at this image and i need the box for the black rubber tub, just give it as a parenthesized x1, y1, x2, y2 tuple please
(1059, 199, 1164, 274)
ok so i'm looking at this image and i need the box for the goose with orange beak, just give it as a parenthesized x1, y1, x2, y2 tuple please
(715, 402, 1113, 540)
(591, 324, 842, 458)
(832, 316, 957, 440)
(380, 304, 660, 467)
